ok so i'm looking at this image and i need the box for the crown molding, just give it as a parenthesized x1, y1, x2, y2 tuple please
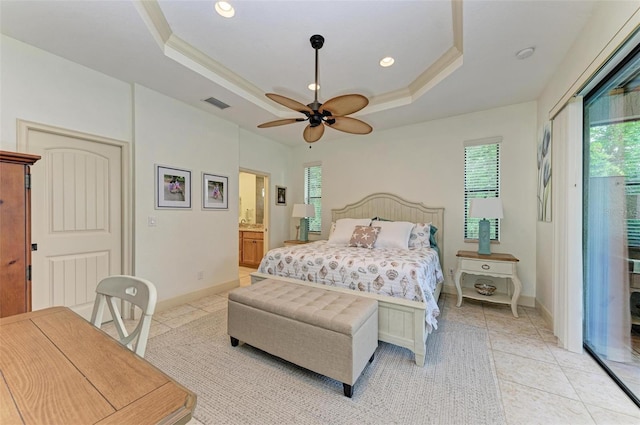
(133, 0, 171, 48)
(134, 0, 463, 119)
(164, 35, 280, 115)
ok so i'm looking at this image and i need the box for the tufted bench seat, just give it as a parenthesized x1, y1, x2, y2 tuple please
(227, 279, 378, 397)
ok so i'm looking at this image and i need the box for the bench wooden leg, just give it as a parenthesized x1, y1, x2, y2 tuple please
(230, 336, 239, 347)
(343, 383, 353, 398)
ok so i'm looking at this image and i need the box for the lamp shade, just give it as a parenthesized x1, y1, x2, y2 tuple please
(292, 203, 316, 218)
(469, 198, 504, 219)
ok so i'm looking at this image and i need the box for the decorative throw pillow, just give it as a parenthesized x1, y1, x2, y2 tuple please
(429, 225, 438, 248)
(408, 223, 431, 249)
(349, 226, 380, 248)
(374, 221, 414, 249)
(327, 218, 372, 245)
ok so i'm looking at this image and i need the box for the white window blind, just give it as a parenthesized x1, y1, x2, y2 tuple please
(464, 139, 501, 240)
(627, 177, 640, 247)
(304, 164, 322, 233)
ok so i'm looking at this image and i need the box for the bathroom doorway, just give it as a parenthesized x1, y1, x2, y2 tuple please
(238, 169, 269, 267)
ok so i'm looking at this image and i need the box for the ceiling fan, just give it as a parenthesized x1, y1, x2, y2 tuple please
(258, 34, 373, 143)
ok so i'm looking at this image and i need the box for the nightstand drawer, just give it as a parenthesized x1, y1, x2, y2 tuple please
(460, 259, 513, 275)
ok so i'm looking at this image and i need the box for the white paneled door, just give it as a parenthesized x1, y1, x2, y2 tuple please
(26, 128, 123, 320)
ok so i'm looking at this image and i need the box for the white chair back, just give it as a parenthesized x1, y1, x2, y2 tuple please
(90, 275, 158, 357)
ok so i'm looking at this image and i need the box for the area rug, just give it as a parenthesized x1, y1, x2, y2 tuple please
(146, 307, 506, 425)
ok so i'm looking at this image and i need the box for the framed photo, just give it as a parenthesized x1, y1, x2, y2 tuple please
(155, 165, 191, 209)
(276, 185, 287, 206)
(203, 173, 228, 210)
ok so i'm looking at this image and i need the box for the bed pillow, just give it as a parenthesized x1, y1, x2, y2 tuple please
(426, 225, 440, 259)
(408, 222, 431, 249)
(327, 218, 372, 245)
(429, 225, 438, 249)
(374, 221, 414, 249)
(328, 221, 336, 237)
(348, 225, 380, 248)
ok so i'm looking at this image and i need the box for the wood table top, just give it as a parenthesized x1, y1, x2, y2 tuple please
(0, 307, 196, 425)
(456, 250, 519, 262)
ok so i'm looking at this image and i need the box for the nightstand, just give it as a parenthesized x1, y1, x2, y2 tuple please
(283, 240, 311, 247)
(454, 250, 522, 317)
(632, 287, 640, 327)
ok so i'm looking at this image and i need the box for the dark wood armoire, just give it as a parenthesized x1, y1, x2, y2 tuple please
(0, 150, 40, 317)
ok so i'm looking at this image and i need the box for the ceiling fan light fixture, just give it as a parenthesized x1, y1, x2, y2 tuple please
(214, 1, 235, 18)
(308, 83, 320, 91)
(379, 56, 395, 67)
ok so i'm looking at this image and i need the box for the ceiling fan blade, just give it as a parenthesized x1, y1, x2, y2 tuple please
(257, 118, 305, 128)
(303, 124, 325, 143)
(326, 116, 373, 135)
(266, 93, 313, 114)
(319, 94, 369, 116)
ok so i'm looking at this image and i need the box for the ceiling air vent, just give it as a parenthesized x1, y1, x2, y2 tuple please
(203, 97, 230, 110)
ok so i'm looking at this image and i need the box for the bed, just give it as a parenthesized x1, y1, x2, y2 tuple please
(251, 193, 444, 366)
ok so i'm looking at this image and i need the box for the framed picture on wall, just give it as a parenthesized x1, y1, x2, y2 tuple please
(537, 121, 552, 222)
(276, 185, 287, 206)
(203, 173, 228, 210)
(155, 164, 191, 209)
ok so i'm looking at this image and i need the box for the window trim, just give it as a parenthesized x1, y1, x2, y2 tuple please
(463, 136, 502, 241)
(304, 162, 322, 234)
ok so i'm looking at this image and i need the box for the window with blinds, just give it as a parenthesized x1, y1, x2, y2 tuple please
(627, 177, 640, 248)
(304, 164, 322, 233)
(464, 139, 501, 240)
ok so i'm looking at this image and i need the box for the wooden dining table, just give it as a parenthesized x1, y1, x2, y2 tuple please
(0, 307, 196, 425)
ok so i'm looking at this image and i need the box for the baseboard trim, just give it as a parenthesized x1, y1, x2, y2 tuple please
(441, 284, 535, 308)
(535, 299, 553, 329)
(155, 279, 239, 313)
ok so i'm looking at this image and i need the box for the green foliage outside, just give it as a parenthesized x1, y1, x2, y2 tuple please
(588, 120, 640, 246)
(465, 143, 500, 240)
(305, 165, 322, 233)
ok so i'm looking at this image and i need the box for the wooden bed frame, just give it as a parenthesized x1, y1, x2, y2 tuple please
(251, 192, 444, 366)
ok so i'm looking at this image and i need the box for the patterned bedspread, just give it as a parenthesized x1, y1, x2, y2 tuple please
(257, 240, 444, 332)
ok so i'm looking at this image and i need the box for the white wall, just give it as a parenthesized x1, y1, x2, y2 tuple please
(535, 2, 640, 318)
(133, 85, 240, 300)
(291, 101, 538, 302)
(0, 35, 132, 149)
(1, 35, 293, 306)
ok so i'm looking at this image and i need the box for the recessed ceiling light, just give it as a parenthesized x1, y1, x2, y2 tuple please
(515, 47, 535, 60)
(215, 1, 235, 18)
(379, 57, 395, 67)
(308, 83, 320, 91)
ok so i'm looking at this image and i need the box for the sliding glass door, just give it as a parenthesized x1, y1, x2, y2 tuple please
(583, 45, 640, 406)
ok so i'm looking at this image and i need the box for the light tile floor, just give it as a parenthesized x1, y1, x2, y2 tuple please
(440, 295, 640, 424)
(105, 267, 640, 424)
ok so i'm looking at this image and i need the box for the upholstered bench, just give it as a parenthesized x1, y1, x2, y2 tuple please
(227, 279, 378, 397)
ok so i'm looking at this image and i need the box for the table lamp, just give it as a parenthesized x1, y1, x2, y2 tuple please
(469, 198, 503, 255)
(292, 203, 316, 242)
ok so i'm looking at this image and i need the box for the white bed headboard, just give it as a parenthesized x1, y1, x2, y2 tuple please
(331, 193, 444, 264)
